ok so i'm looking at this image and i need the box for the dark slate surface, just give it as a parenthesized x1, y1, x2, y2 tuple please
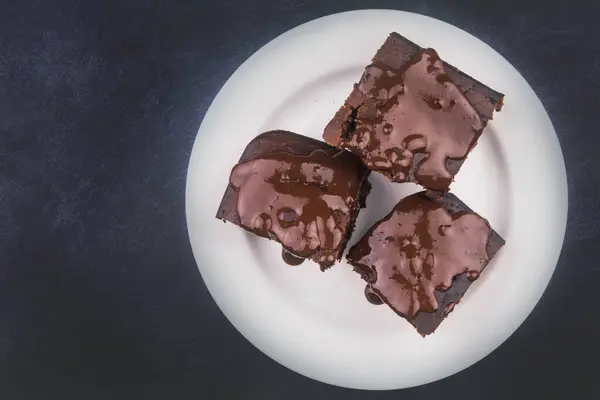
(0, 0, 598, 398)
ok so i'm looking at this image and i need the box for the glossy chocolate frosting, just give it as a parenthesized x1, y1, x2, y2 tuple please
(338, 49, 484, 191)
(347, 193, 492, 320)
(229, 149, 361, 267)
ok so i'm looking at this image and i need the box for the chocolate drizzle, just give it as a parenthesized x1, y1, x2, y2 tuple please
(337, 49, 484, 191)
(348, 193, 491, 319)
(229, 149, 361, 268)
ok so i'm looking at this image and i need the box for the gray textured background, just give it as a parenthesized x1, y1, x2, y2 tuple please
(0, 0, 598, 398)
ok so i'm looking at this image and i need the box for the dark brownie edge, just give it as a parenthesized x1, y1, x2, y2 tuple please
(334, 175, 371, 270)
(216, 130, 371, 270)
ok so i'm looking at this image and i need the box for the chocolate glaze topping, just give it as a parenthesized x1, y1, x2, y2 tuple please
(347, 194, 491, 319)
(230, 149, 361, 267)
(339, 49, 484, 191)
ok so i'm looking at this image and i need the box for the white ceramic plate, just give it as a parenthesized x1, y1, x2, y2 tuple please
(186, 10, 567, 390)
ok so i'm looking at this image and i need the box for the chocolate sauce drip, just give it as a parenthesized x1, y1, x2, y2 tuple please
(281, 249, 305, 266)
(364, 285, 383, 305)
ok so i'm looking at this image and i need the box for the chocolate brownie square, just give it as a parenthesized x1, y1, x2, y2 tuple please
(347, 191, 505, 336)
(216, 130, 371, 270)
(324, 32, 504, 193)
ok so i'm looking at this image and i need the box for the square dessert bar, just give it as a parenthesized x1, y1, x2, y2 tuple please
(216, 130, 371, 270)
(324, 32, 504, 193)
(347, 191, 504, 336)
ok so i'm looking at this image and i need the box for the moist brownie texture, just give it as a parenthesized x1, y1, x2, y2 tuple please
(347, 191, 504, 336)
(324, 32, 504, 193)
(216, 130, 371, 270)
